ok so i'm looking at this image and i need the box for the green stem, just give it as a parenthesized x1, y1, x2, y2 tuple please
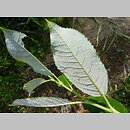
(50, 73, 119, 113)
(50, 76, 73, 92)
(95, 87, 120, 113)
(49, 73, 85, 99)
(83, 100, 112, 113)
(62, 75, 73, 90)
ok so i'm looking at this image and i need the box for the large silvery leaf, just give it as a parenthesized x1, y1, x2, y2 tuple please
(2, 28, 51, 76)
(23, 78, 47, 95)
(47, 20, 108, 96)
(10, 97, 77, 107)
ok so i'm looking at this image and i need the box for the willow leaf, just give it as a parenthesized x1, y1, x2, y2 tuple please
(47, 20, 108, 96)
(10, 97, 80, 107)
(23, 78, 48, 95)
(2, 28, 52, 76)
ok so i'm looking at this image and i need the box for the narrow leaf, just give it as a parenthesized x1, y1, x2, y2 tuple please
(2, 28, 52, 76)
(47, 20, 108, 96)
(23, 78, 47, 95)
(10, 97, 80, 107)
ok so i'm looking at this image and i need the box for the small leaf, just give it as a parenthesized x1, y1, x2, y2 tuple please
(83, 96, 128, 113)
(47, 20, 108, 96)
(10, 97, 78, 107)
(23, 78, 47, 95)
(58, 74, 72, 87)
(1, 28, 52, 77)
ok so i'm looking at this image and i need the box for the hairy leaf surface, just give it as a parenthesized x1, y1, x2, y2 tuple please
(47, 20, 108, 96)
(23, 78, 47, 95)
(2, 28, 52, 76)
(10, 97, 78, 107)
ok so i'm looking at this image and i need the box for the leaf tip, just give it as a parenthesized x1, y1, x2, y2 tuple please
(45, 19, 48, 22)
(0, 27, 7, 31)
(45, 19, 53, 28)
(45, 19, 51, 25)
(9, 102, 16, 107)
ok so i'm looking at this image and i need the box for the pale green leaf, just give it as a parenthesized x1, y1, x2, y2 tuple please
(10, 97, 80, 107)
(47, 20, 108, 96)
(23, 78, 47, 95)
(2, 28, 52, 76)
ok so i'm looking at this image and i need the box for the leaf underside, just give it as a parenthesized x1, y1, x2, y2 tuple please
(23, 78, 47, 95)
(47, 20, 108, 96)
(10, 97, 74, 107)
(2, 29, 52, 77)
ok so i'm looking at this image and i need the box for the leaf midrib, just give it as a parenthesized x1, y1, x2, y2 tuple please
(49, 23, 101, 93)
